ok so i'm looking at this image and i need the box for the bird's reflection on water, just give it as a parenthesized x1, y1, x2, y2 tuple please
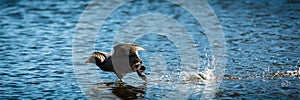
(111, 83, 146, 99)
(90, 81, 147, 99)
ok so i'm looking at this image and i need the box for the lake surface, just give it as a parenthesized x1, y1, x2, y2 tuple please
(0, 0, 299, 99)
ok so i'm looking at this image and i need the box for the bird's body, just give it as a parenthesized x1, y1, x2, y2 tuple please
(85, 44, 147, 81)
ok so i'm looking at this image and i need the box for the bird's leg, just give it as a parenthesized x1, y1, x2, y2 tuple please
(136, 70, 147, 82)
(133, 64, 147, 82)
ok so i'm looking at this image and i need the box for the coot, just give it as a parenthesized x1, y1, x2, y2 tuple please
(85, 44, 147, 81)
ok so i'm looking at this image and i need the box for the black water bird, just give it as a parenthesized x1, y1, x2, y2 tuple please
(85, 44, 147, 81)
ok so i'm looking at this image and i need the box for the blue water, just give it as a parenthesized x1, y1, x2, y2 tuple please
(1, 0, 299, 99)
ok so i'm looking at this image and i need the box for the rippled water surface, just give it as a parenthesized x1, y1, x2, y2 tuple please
(1, 0, 299, 99)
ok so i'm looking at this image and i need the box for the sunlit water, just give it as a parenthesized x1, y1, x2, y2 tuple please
(0, 0, 299, 99)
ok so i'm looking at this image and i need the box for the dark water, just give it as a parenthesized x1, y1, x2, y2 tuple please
(1, 0, 299, 99)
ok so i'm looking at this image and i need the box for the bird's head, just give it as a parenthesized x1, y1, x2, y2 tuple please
(84, 52, 107, 64)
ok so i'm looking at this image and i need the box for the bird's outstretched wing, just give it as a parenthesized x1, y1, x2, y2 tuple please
(112, 44, 146, 81)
